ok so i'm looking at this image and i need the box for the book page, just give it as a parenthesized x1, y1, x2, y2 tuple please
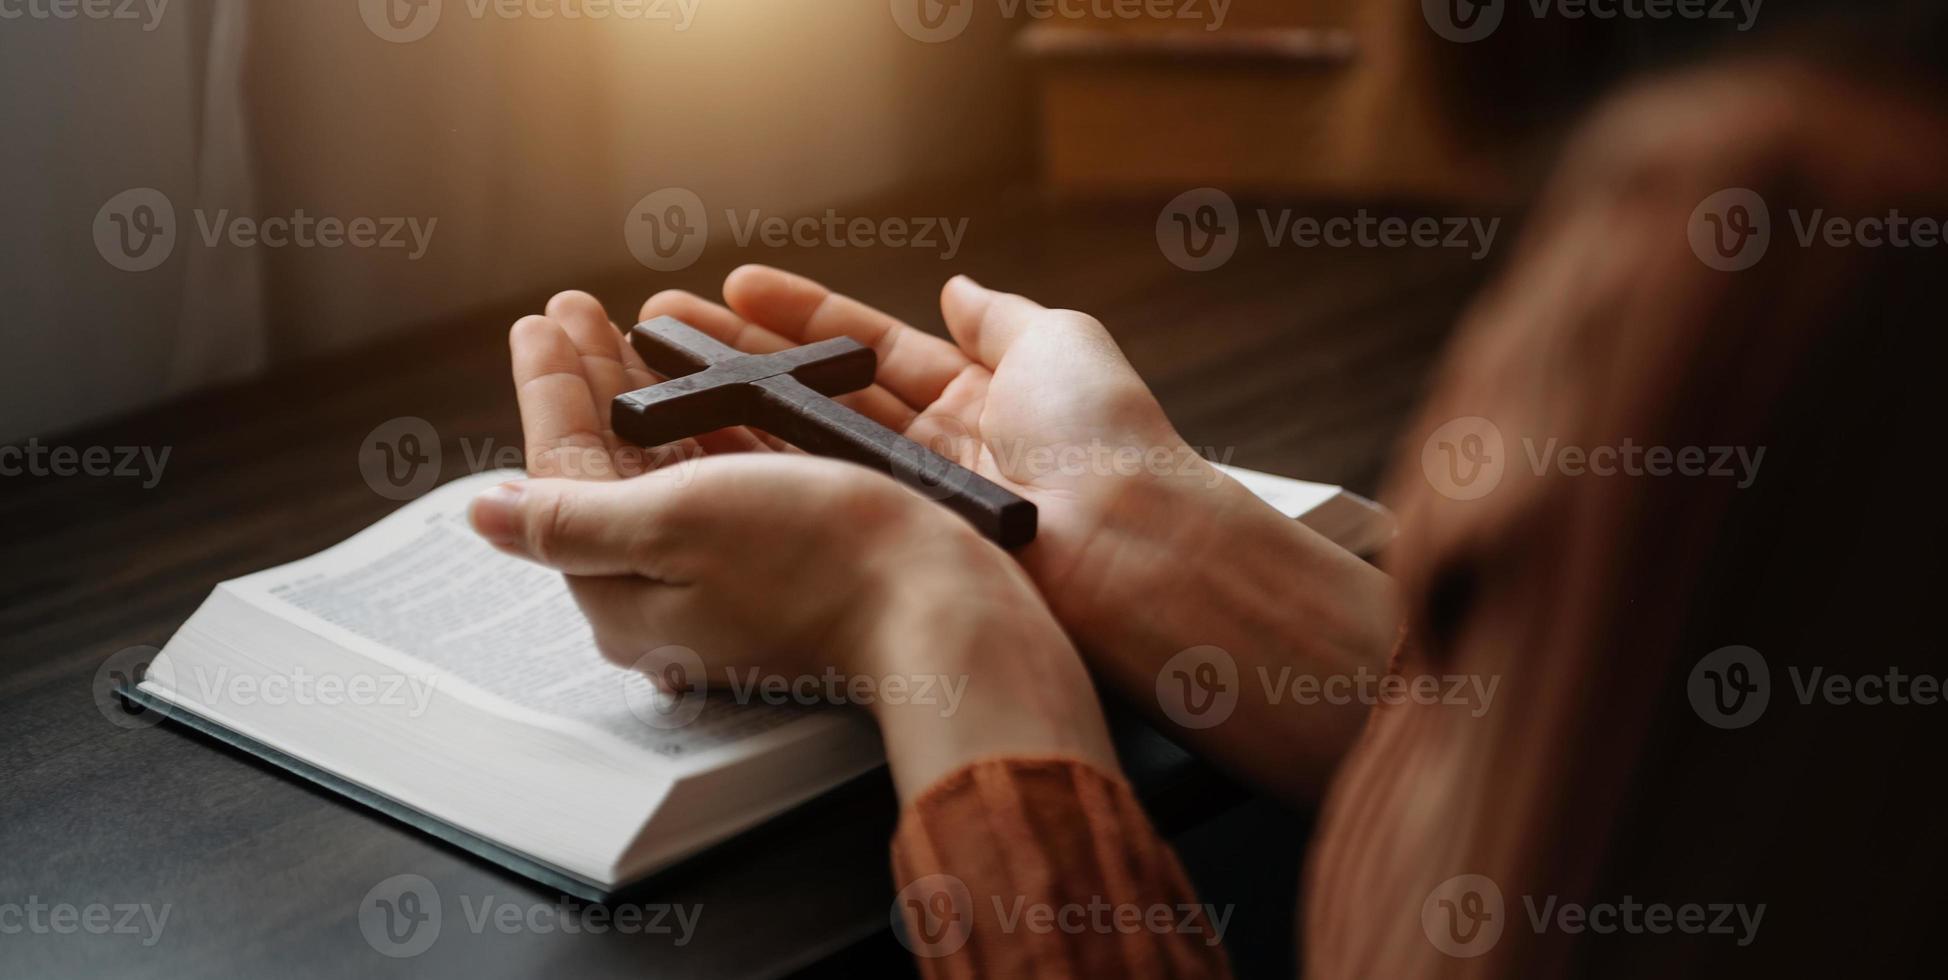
(203, 466, 1371, 767)
(1214, 463, 1344, 517)
(221, 470, 819, 766)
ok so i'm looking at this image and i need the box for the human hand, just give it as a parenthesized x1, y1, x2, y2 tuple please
(499, 289, 779, 482)
(499, 278, 1219, 633)
(628, 267, 1229, 641)
(634, 267, 1397, 802)
(474, 390, 1117, 800)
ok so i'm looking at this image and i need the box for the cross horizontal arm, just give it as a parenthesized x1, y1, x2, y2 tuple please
(612, 369, 751, 447)
(630, 316, 746, 376)
(629, 319, 877, 394)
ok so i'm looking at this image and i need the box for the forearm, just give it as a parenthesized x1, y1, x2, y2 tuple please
(1078, 474, 1401, 806)
(862, 539, 1229, 975)
(862, 544, 1121, 807)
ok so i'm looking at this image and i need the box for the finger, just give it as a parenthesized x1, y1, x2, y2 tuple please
(551, 291, 759, 452)
(562, 574, 686, 668)
(510, 315, 616, 480)
(640, 288, 790, 355)
(694, 426, 784, 456)
(547, 290, 656, 396)
(904, 371, 993, 470)
(940, 275, 1050, 370)
(637, 289, 794, 451)
(568, 577, 751, 686)
(722, 264, 974, 410)
(470, 476, 695, 579)
(639, 288, 917, 432)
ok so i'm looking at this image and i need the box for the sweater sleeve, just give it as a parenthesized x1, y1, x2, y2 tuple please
(1306, 64, 1948, 979)
(889, 757, 1232, 980)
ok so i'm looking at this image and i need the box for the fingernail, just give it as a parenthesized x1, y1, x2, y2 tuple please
(471, 482, 526, 550)
(951, 274, 986, 293)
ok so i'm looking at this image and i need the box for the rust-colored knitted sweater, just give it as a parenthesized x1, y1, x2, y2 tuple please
(892, 61, 1948, 980)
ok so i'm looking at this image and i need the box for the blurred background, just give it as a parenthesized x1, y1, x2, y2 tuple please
(0, 0, 1509, 445)
(6, 0, 1937, 441)
(8, 2, 1948, 979)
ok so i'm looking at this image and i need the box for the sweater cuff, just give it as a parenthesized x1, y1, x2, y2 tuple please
(889, 756, 1232, 979)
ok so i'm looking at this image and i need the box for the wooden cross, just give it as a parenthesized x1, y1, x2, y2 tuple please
(611, 317, 1038, 549)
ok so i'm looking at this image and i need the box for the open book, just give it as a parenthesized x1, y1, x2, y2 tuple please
(129, 466, 1392, 899)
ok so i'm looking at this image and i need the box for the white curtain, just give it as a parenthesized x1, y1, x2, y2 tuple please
(172, 0, 267, 391)
(0, 0, 264, 442)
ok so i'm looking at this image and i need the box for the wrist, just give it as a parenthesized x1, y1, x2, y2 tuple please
(853, 523, 1120, 803)
(1053, 472, 1401, 803)
(1055, 461, 1246, 649)
(1078, 467, 1399, 686)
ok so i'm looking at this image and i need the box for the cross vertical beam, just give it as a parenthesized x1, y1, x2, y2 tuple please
(611, 317, 1038, 549)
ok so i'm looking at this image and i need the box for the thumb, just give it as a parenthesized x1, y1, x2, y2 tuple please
(939, 275, 1050, 370)
(469, 476, 681, 577)
(940, 275, 1129, 373)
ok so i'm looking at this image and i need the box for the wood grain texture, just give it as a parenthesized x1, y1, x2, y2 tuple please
(614, 319, 1037, 549)
(0, 189, 1501, 980)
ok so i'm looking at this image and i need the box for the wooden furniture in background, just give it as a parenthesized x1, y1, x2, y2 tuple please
(1020, 0, 1490, 200)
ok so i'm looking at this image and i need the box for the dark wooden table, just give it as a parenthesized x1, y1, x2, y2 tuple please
(0, 189, 1498, 980)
